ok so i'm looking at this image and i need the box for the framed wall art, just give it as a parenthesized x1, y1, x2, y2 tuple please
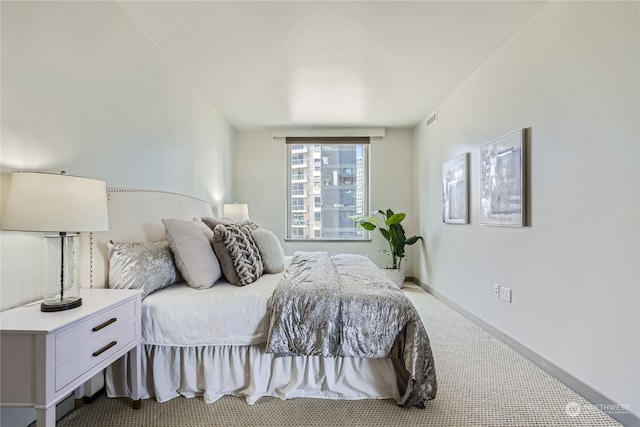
(442, 153, 469, 224)
(479, 128, 526, 226)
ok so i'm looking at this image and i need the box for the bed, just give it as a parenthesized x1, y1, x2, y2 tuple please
(87, 189, 437, 407)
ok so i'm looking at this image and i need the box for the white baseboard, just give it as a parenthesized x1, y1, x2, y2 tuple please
(4, 376, 104, 427)
(415, 279, 639, 427)
(2, 393, 74, 427)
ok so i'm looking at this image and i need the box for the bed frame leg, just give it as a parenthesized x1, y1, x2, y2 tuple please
(131, 399, 141, 409)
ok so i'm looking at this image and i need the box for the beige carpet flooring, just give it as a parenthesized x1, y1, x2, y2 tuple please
(57, 284, 621, 427)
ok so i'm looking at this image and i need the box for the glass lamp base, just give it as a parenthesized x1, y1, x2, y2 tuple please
(41, 297, 83, 312)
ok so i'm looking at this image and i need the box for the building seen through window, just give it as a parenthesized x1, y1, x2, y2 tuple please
(286, 138, 369, 240)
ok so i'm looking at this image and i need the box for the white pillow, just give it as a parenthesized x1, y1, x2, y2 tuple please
(162, 218, 222, 289)
(251, 228, 285, 274)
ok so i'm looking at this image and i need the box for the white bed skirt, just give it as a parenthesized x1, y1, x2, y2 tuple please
(106, 344, 402, 404)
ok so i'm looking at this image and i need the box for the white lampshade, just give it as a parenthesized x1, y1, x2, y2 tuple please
(2, 172, 109, 312)
(2, 172, 109, 232)
(223, 203, 249, 222)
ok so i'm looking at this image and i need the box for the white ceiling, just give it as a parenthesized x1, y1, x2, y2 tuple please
(117, 1, 547, 130)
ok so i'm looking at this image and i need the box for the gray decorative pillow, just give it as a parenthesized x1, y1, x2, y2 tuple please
(212, 221, 264, 286)
(251, 228, 285, 274)
(108, 240, 181, 298)
(201, 216, 234, 231)
(162, 218, 222, 289)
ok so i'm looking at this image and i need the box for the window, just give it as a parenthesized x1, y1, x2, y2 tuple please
(291, 170, 305, 181)
(291, 198, 305, 211)
(291, 154, 305, 166)
(286, 137, 369, 240)
(291, 183, 305, 196)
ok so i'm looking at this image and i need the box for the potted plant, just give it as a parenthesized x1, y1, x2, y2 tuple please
(351, 209, 422, 287)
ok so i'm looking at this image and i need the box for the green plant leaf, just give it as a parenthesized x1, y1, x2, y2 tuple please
(358, 222, 377, 231)
(386, 212, 406, 226)
(379, 228, 390, 241)
(405, 236, 423, 245)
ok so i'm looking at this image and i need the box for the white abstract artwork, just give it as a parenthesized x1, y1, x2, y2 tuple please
(480, 128, 526, 226)
(442, 153, 469, 224)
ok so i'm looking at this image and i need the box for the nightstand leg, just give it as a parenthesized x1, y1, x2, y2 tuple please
(74, 382, 85, 408)
(35, 405, 55, 427)
(130, 343, 141, 409)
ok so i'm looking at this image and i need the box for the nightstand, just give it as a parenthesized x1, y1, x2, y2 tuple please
(0, 288, 142, 427)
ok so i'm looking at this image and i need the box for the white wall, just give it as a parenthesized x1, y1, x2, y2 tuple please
(0, 1, 234, 311)
(233, 128, 420, 275)
(414, 1, 639, 417)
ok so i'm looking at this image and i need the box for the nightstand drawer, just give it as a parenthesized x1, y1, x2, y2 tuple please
(56, 316, 137, 391)
(55, 299, 136, 360)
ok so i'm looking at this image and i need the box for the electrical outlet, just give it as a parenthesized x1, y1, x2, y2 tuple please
(500, 286, 512, 303)
(493, 283, 500, 297)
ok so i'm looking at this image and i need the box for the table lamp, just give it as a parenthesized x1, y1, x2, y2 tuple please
(2, 171, 109, 311)
(223, 203, 249, 222)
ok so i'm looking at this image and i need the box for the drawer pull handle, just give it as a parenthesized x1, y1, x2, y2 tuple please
(92, 318, 117, 332)
(93, 341, 117, 357)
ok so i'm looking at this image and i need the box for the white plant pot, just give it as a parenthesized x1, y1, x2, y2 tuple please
(384, 268, 405, 288)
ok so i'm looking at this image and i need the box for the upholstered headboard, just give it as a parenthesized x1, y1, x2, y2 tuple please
(81, 189, 214, 289)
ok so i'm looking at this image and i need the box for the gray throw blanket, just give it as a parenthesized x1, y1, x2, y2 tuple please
(266, 251, 437, 407)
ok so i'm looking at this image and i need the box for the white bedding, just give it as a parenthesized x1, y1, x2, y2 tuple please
(142, 259, 290, 346)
